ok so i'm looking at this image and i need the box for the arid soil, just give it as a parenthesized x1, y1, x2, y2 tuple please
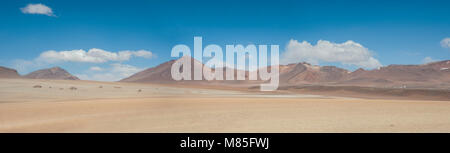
(0, 78, 449, 132)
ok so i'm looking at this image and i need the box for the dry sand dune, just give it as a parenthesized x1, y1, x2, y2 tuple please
(0, 78, 449, 132)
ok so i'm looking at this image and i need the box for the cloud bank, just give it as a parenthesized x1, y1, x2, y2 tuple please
(37, 48, 153, 63)
(281, 39, 382, 69)
(89, 66, 103, 71)
(76, 63, 143, 81)
(422, 57, 438, 64)
(20, 3, 55, 16)
(441, 37, 450, 48)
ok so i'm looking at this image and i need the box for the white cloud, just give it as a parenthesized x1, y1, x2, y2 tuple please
(110, 63, 142, 78)
(89, 66, 103, 71)
(422, 57, 438, 64)
(441, 38, 450, 48)
(76, 63, 143, 81)
(20, 3, 55, 16)
(281, 39, 382, 69)
(131, 50, 153, 58)
(37, 48, 153, 63)
(10, 59, 36, 74)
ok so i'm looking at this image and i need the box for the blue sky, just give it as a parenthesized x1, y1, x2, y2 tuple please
(0, 0, 449, 81)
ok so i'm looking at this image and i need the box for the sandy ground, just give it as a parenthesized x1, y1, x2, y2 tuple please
(0, 78, 449, 132)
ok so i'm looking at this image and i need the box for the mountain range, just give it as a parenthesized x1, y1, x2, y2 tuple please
(122, 57, 450, 89)
(0, 66, 21, 78)
(1, 58, 449, 89)
(0, 66, 79, 80)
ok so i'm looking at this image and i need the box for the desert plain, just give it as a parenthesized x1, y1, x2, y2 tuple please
(0, 78, 449, 133)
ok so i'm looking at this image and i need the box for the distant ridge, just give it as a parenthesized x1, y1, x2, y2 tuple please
(24, 67, 80, 80)
(121, 57, 450, 89)
(0, 66, 21, 78)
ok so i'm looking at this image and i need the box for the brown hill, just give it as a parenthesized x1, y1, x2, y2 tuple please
(121, 56, 208, 83)
(0, 66, 21, 78)
(24, 67, 79, 80)
(121, 56, 263, 87)
(121, 59, 176, 83)
(277, 63, 349, 85)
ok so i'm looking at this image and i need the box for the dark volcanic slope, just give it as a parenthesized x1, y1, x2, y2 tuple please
(0, 66, 21, 78)
(24, 67, 79, 80)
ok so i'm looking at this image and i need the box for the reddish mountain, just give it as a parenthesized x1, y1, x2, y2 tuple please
(121, 56, 258, 87)
(342, 60, 450, 88)
(277, 63, 349, 85)
(0, 66, 21, 78)
(24, 67, 79, 80)
(121, 56, 207, 83)
(121, 59, 176, 83)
